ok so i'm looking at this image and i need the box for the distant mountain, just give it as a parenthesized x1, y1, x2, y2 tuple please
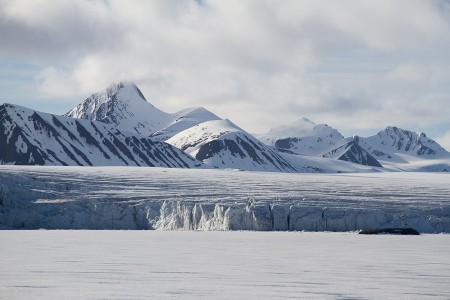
(167, 119, 298, 172)
(2, 81, 449, 172)
(0, 103, 202, 167)
(358, 126, 449, 162)
(66, 82, 220, 140)
(258, 118, 344, 156)
(321, 137, 382, 167)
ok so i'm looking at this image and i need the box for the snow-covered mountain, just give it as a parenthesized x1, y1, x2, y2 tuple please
(0, 103, 202, 167)
(66, 82, 220, 140)
(260, 118, 449, 170)
(358, 126, 449, 161)
(65, 82, 171, 136)
(258, 118, 344, 156)
(167, 119, 298, 172)
(321, 137, 382, 167)
(151, 107, 221, 141)
(2, 81, 449, 172)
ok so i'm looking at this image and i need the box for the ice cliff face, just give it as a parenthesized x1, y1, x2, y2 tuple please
(0, 103, 202, 167)
(4, 197, 448, 232)
(1, 166, 449, 232)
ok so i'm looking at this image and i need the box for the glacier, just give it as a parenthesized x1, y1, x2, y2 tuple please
(1, 166, 449, 232)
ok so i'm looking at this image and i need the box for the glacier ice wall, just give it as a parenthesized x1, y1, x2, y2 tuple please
(1, 166, 449, 233)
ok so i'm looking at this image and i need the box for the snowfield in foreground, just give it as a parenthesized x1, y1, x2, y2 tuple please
(1, 231, 449, 299)
(1, 166, 449, 232)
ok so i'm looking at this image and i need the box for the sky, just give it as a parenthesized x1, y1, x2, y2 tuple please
(1, 0, 450, 149)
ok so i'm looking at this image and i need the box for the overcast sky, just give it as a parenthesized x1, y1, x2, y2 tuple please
(1, 0, 450, 148)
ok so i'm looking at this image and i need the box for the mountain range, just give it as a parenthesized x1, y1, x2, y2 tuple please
(1, 81, 449, 172)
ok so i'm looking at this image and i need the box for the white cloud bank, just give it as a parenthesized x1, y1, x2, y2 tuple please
(436, 131, 450, 151)
(1, 0, 450, 137)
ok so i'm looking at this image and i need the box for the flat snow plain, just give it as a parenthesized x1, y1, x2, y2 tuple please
(1, 231, 449, 299)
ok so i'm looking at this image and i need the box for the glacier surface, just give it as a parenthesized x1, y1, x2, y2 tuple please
(1, 166, 449, 232)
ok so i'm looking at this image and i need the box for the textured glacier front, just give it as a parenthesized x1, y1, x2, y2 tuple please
(1, 166, 449, 232)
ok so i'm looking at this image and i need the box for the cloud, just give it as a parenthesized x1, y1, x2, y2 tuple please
(436, 131, 450, 151)
(1, 0, 450, 136)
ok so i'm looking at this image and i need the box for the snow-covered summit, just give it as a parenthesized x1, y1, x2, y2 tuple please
(167, 119, 245, 154)
(151, 107, 222, 141)
(358, 126, 449, 161)
(258, 118, 344, 156)
(167, 119, 297, 172)
(65, 82, 171, 136)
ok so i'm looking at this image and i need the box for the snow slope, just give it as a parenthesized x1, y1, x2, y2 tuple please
(1, 166, 449, 232)
(167, 119, 298, 172)
(0, 103, 202, 167)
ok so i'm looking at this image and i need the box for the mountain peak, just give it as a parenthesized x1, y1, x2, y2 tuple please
(64, 82, 171, 135)
(258, 118, 345, 156)
(362, 126, 449, 158)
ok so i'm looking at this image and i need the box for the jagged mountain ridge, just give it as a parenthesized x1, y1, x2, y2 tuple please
(261, 119, 449, 169)
(0, 103, 202, 167)
(357, 126, 449, 162)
